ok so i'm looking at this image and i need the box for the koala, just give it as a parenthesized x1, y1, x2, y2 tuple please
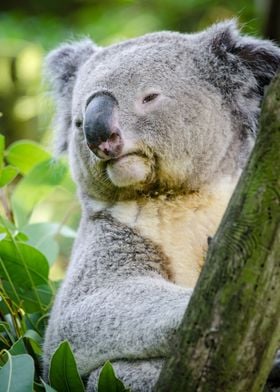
(42, 20, 280, 391)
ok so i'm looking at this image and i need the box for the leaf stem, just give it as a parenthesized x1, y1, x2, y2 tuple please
(0, 189, 14, 222)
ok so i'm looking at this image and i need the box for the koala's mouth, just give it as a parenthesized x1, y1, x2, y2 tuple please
(106, 152, 153, 187)
(108, 152, 147, 164)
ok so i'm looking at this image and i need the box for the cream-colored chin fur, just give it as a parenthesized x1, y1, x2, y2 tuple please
(108, 175, 239, 288)
(107, 154, 151, 187)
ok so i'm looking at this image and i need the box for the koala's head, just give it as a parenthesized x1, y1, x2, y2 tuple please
(45, 21, 280, 202)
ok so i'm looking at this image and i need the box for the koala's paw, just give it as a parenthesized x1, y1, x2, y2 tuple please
(86, 358, 164, 392)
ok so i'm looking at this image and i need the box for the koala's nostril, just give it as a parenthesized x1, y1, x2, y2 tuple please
(96, 129, 123, 158)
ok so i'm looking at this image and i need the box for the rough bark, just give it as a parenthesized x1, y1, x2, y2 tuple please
(155, 73, 280, 392)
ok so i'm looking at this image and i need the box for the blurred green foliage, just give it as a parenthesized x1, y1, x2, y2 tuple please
(0, 0, 269, 147)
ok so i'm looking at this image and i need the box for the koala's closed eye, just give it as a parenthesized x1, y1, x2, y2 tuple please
(142, 93, 159, 104)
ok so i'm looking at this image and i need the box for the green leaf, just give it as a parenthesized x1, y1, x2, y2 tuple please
(58, 225, 77, 239)
(0, 321, 15, 344)
(98, 361, 130, 392)
(0, 134, 5, 173)
(41, 380, 57, 392)
(9, 337, 27, 356)
(0, 216, 16, 234)
(49, 340, 85, 392)
(34, 380, 48, 392)
(0, 166, 18, 187)
(0, 352, 34, 392)
(14, 231, 29, 242)
(6, 140, 50, 174)
(24, 329, 42, 355)
(0, 218, 27, 241)
(22, 223, 76, 265)
(0, 233, 7, 241)
(24, 329, 42, 344)
(23, 223, 60, 265)
(0, 337, 28, 366)
(0, 239, 53, 312)
(12, 158, 68, 227)
(23, 312, 47, 337)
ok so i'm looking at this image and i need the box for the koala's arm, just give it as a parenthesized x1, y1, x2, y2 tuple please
(43, 213, 192, 377)
(44, 275, 192, 376)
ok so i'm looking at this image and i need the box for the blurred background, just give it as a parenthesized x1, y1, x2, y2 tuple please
(0, 0, 279, 148)
(0, 0, 279, 278)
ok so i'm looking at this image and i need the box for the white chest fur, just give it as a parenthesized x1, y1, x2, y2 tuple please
(108, 177, 238, 288)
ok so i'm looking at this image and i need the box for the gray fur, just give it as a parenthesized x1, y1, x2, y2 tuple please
(43, 20, 280, 391)
(43, 212, 192, 390)
(44, 39, 98, 153)
(87, 359, 163, 391)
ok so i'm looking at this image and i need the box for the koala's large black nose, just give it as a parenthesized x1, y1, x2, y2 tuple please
(84, 93, 123, 159)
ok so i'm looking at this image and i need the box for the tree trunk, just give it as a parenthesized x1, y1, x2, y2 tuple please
(264, 0, 280, 43)
(155, 72, 280, 392)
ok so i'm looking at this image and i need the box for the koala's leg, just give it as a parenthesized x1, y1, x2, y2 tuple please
(86, 358, 164, 392)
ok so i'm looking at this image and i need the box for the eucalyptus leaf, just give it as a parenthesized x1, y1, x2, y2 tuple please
(24, 329, 42, 344)
(98, 361, 130, 392)
(41, 380, 57, 392)
(49, 340, 85, 392)
(23, 312, 47, 337)
(24, 222, 76, 240)
(59, 225, 77, 238)
(23, 222, 76, 265)
(0, 166, 18, 187)
(0, 219, 27, 241)
(12, 158, 68, 227)
(34, 381, 48, 392)
(27, 341, 42, 356)
(14, 231, 29, 241)
(0, 216, 16, 234)
(9, 337, 27, 356)
(6, 140, 50, 174)
(0, 233, 7, 241)
(24, 329, 42, 355)
(0, 239, 53, 312)
(23, 223, 61, 265)
(0, 352, 34, 392)
(0, 321, 15, 344)
(0, 134, 4, 173)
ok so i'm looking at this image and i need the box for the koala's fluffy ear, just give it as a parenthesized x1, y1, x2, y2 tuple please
(44, 39, 98, 154)
(206, 20, 280, 95)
